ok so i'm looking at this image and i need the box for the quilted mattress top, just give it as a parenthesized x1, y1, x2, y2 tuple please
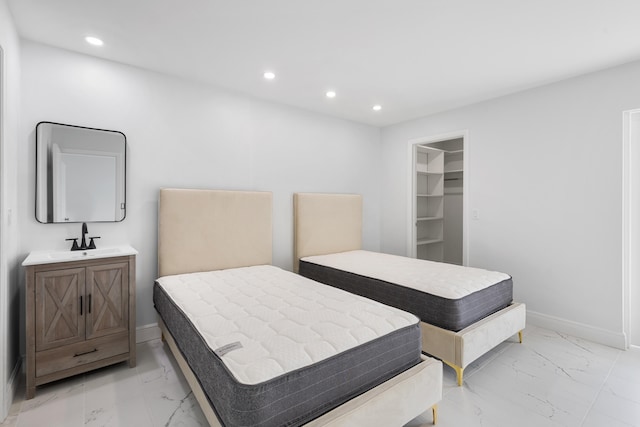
(156, 265, 419, 385)
(302, 250, 511, 300)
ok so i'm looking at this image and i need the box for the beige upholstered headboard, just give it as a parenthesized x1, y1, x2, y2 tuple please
(293, 193, 362, 272)
(158, 188, 272, 277)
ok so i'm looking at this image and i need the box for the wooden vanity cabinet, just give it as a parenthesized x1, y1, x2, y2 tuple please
(25, 254, 136, 399)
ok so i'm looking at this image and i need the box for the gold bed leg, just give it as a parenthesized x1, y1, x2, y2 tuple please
(518, 330, 523, 344)
(432, 404, 438, 425)
(443, 360, 464, 386)
(454, 365, 464, 386)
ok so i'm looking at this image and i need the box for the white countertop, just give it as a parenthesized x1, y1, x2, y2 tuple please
(22, 245, 138, 266)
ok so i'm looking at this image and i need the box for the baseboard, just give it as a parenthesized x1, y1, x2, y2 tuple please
(136, 323, 161, 343)
(527, 310, 627, 350)
(4, 358, 21, 418)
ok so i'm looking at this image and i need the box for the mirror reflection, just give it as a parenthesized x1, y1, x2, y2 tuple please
(36, 122, 126, 223)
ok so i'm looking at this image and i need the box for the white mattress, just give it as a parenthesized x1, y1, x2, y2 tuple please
(155, 264, 419, 385)
(302, 250, 511, 300)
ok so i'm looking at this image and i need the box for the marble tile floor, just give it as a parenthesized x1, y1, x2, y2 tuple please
(2, 325, 639, 427)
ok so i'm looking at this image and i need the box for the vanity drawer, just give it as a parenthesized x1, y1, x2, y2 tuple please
(35, 332, 129, 377)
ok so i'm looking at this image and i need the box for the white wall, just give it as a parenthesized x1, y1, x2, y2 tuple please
(0, 0, 21, 419)
(381, 60, 640, 348)
(17, 41, 382, 330)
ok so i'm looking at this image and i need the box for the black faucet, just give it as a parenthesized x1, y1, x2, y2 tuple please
(66, 222, 100, 251)
(80, 222, 88, 250)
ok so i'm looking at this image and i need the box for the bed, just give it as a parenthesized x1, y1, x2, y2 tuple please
(293, 192, 526, 386)
(155, 188, 442, 427)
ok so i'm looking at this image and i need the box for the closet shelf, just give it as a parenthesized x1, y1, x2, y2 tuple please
(417, 193, 443, 198)
(417, 238, 443, 246)
(417, 216, 443, 221)
(444, 169, 463, 174)
(417, 170, 443, 176)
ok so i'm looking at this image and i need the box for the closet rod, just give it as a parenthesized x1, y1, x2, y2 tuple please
(444, 178, 462, 181)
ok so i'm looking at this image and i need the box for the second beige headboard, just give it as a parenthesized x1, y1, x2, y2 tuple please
(293, 193, 362, 272)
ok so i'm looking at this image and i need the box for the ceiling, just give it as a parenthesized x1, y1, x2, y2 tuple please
(7, 0, 640, 127)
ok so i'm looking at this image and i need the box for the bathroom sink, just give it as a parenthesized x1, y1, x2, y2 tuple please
(47, 247, 123, 259)
(22, 245, 138, 266)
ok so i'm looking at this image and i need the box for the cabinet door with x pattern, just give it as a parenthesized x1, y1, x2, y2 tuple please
(85, 262, 129, 340)
(35, 267, 86, 351)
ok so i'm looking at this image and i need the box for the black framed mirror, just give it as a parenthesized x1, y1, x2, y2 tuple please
(35, 122, 126, 223)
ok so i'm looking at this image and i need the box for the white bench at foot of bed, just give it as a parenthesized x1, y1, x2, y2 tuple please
(159, 318, 443, 427)
(421, 302, 526, 386)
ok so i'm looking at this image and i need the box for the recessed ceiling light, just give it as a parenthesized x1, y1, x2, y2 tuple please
(263, 71, 276, 80)
(373, 105, 382, 111)
(85, 36, 104, 46)
(326, 91, 336, 98)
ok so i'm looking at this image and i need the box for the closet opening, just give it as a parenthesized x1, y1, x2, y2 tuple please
(407, 131, 468, 266)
